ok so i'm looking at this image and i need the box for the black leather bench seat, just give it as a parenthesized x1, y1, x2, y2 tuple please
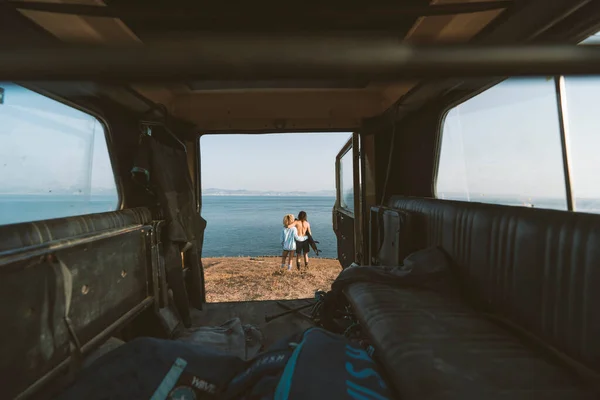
(345, 282, 596, 399)
(347, 196, 600, 399)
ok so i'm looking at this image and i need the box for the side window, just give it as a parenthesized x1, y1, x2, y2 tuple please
(339, 146, 354, 213)
(0, 83, 119, 225)
(563, 77, 600, 213)
(435, 78, 568, 210)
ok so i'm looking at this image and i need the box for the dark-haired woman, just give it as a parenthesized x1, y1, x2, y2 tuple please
(294, 211, 312, 270)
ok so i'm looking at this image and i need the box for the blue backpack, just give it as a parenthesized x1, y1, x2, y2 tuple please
(226, 328, 392, 399)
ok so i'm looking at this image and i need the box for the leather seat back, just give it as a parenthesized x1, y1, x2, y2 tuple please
(0, 207, 152, 253)
(0, 207, 155, 399)
(387, 196, 600, 372)
(368, 206, 413, 266)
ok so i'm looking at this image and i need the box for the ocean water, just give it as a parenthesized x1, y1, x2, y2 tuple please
(4, 194, 600, 260)
(0, 194, 339, 259)
(0, 195, 118, 226)
(201, 196, 338, 258)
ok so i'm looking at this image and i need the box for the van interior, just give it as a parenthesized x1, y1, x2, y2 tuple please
(1, 1, 600, 399)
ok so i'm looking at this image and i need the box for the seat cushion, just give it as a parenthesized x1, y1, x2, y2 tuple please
(387, 196, 600, 372)
(345, 282, 596, 400)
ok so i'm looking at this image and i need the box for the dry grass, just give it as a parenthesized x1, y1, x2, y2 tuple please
(203, 256, 341, 302)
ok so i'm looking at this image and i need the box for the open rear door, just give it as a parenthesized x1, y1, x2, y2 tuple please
(333, 133, 362, 268)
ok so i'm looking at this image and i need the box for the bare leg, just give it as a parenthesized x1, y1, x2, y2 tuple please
(287, 251, 294, 269)
(296, 251, 302, 269)
(304, 253, 309, 268)
(281, 250, 288, 266)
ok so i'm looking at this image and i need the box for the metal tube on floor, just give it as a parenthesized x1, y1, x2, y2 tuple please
(265, 302, 315, 323)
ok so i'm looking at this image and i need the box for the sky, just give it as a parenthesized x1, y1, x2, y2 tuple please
(1, 30, 600, 200)
(435, 32, 600, 202)
(2, 76, 600, 200)
(0, 83, 116, 195)
(0, 82, 351, 196)
(436, 76, 600, 200)
(200, 133, 351, 192)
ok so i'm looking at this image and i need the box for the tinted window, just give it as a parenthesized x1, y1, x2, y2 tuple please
(0, 83, 119, 225)
(436, 78, 568, 210)
(339, 147, 354, 212)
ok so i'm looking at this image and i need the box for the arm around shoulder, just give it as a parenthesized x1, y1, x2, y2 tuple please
(292, 227, 307, 241)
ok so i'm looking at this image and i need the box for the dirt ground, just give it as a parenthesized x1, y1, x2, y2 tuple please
(203, 256, 341, 302)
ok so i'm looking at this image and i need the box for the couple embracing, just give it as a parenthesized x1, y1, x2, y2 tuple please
(280, 211, 318, 272)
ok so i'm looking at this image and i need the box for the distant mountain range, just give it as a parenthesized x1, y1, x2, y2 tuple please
(203, 188, 336, 197)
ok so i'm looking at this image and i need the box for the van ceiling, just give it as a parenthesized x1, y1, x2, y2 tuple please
(9, 0, 511, 131)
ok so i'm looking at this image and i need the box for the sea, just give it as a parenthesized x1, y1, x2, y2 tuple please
(201, 195, 338, 258)
(0, 194, 340, 259)
(0, 194, 119, 226)
(3, 194, 600, 259)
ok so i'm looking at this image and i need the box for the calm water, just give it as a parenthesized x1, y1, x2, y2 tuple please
(0, 194, 339, 259)
(0, 195, 118, 226)
(201, 196, 338, 258)
(4, 194, 600, 260)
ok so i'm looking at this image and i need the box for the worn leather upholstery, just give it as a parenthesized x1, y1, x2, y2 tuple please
(387, 196, 600, 371)
(346, 283, 595, 399)
(345, 196, 600, 399)
(0, 207, 155, 399)
(0, 207, 152, 253)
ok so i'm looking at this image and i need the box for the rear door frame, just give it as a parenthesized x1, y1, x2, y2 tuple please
(333, 132, 363, 266)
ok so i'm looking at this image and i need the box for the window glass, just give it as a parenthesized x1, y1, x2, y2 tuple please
(563, 77, 600, 213)
(436, 78, 568, 210)
(339, 147, 354, 213)
(0, 83, 119, 225)
(580, 32, 600, 45)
